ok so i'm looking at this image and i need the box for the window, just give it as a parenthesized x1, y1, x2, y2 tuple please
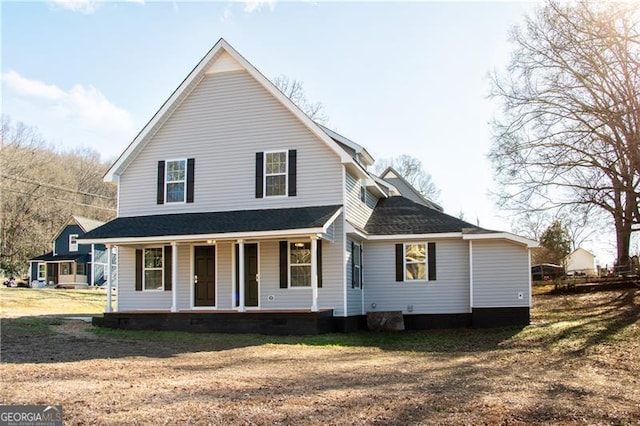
(353, 242, 362, 288)
(60, 262, 73, 275)
(143, 248, 164, 290)
(265, 151, 287, 197)
(404, 243, 427, 281)
(37, 263, 46, 280)
(359, 181, 366, 203)
(166, 159, 186, 203)
(69, 234, 79, 252)
(77, 263, 87, 275)
(289, 242, 311, 287)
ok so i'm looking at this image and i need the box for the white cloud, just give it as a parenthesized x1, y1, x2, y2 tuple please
(242, 0, 276, 13)
(2, 71, 136, 160)
(48, 0, 144, 15)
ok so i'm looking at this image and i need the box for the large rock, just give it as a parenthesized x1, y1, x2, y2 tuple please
(367, 311, 405, 331)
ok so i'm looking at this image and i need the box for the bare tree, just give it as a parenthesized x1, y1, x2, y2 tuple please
(490, 1, 640, 268)
(0, 115, 116, 275)
(273, 75, 329, 125)
(375, 154, 441, 202)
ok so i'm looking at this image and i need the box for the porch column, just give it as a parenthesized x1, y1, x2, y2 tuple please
(106, 244, 113, 313)
(171, 241, 178, 313)
(237, 239, 246, 312)
(310, 236, 319, 312)
(91, 243, 96, 286)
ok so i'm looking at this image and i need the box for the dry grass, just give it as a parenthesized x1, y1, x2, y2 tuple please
(1, 290, 639, 425)
(0, 287, 114, 317)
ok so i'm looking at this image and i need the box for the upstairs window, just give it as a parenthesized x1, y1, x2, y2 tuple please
(157, 159, 195, 204)
(69, 234, 79, 252)
(359, 180, 366, 203)
(166, 159, 186, 203)
(265, 152, 287, 197)
(289, 242, 311, 287)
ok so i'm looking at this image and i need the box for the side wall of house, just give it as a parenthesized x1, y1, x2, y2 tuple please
(363, 239, 470, 314)
(118, 70, 343, 217)
(472, 240, 530, 308)
(55, 225, 89, 255)
(344, 172, 377, 230)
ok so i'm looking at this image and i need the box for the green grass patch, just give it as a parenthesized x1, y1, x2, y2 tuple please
(0, 287, 114, 316)
(0, 317, 62, 338)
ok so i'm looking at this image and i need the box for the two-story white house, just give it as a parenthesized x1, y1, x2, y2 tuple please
(81, 39, 536, 334)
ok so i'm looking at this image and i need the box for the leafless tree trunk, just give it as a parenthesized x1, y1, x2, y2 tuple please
(490, 1, 640, 268)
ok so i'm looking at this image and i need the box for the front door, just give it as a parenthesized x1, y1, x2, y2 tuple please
(235, 243, 259, 307)
(194, 246, 216, 307)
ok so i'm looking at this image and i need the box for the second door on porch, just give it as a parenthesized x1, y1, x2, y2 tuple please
(235, 243, 258, 307)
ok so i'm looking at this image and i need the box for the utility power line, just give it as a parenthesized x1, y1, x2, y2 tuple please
(2, 187, 117, 212)
(0, 174, 114, 201)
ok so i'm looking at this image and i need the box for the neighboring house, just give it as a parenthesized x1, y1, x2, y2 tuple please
(531, 263, 565, 281)
(80, 39, 537, 334)
(563, 248, 597, 276)
(28, 216, 112, 288)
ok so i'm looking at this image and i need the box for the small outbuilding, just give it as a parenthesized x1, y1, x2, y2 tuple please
(562, 248, 597, 276)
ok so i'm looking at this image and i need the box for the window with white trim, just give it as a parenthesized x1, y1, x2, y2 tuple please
(289, 241, 311, 287)
(265, 151, 287, 197)
(359, 180, 366, 203)
(144, 248, 164, 290)
(404, 243, 427, 281)
(69, 234, 79, 252)
(166, 159, 186, 203)
(353, 242, 362, 288)
(37, 263, 46, 280)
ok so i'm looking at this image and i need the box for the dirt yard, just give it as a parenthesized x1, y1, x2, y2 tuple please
(1, 289, 639, 425)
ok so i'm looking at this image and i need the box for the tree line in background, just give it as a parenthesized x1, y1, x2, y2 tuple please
(0, 115, 117, 276)
(491, 0, 640, 270)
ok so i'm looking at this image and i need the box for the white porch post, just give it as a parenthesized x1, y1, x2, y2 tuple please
(237, 239, 246, 312)
(171, 241, 178, 312)
(106, 244, 113, 313)
(91, 243, 96, 286)
(311, 236, 319, 312)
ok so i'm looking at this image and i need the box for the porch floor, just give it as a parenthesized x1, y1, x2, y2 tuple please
(93, 309, 335, 335)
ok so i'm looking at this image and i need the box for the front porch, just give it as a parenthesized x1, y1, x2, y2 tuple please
(93, 309, 335, 335)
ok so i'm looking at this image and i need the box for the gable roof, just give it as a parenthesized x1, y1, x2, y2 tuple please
(379, 167, 443, 212)
(318, 124, 375, 168)
(563, 247, 595, 260)
(365, 196, 482, 235)
(79, 205, 342, 244)
(105, 38, 352, 182)
(50, 215, 105, 243)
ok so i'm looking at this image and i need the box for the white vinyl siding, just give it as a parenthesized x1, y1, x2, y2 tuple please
(118, 71, 342, 217)
(117, 247, 171, 311)
(364, 239, 470, 314)
(471, 240, 530, 308)
(344, 172, 376, 230)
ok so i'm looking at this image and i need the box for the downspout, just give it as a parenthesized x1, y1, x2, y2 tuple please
(469, 240, 473, 313)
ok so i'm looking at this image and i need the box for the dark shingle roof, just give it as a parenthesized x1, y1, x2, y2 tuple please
(365, 196, 486, 235)
(29, 252, 88, 262)
(81, 205, 342, 240)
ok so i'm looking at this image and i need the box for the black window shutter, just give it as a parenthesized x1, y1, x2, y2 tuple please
(135, 249, 143, 291)
(164, 245, 172, 291)
(186, 158, 195, 203)
(360, 245, 364, 288)
(288, 149, 297, 196)
(279, 241, 288, 288)
(351, 241, 355, 288)
(255, 152, 264, 198)
(428, 242, 437, 281)
(317, 239, 322, 288)
(395, 244, 404, 282)
(157, 161, 165, 204)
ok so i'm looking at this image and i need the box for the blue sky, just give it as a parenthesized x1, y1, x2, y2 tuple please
(10, 1, 621, 260)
